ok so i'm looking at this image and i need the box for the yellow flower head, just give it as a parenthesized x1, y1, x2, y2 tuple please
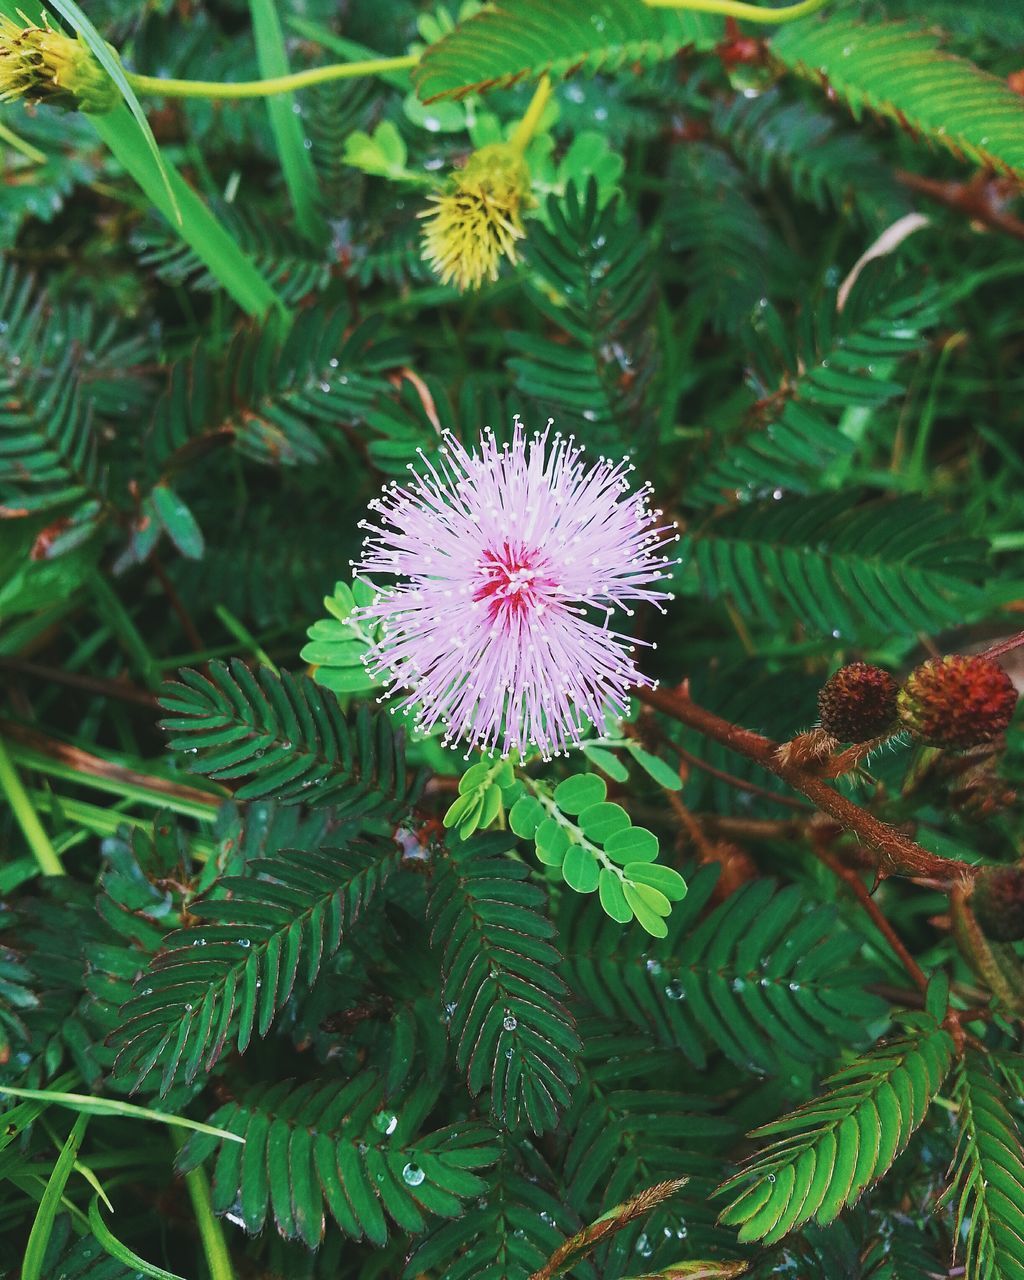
(419, 143, 531, 293)
(0, 12, 118, 113)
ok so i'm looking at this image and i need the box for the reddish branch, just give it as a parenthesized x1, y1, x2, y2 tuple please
(0, 718, 226, 811)
(897, 169, 1024, 242)
(810, 831, 929, 993)
(636, 684, 979, 886)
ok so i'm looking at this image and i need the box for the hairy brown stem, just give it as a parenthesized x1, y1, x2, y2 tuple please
(636, 685, 978, 885)
(811, 834, 929, 993)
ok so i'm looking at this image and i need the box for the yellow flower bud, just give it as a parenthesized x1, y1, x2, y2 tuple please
(0, 14, 118, 114)
(419, 143, 532, 293)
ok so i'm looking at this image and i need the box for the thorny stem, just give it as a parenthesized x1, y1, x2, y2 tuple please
(0, 735, 64, 876)
(809, 829, 929, 994)
(636, 684, 979, 886)
(978, 628, 1024, 661)
(126, 53, 418, 100)
(643, 0, 830, 20)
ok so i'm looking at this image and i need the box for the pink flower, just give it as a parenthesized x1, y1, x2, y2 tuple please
(352, 418, 677, 759)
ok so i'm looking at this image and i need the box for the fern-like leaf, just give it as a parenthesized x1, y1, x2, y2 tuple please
(158, 659, 415, 814)
(718, 1021, 954, 1244)
(681, 492, 989, 642)
(684, 273, 943, 503)
(0, 262, 99, 516)
(940, 1052, 1024, 1280)
(665, 144, 796, 335)
(111, 839, 400, 1094)
(713, 88, 910, 227)
(178, 1075, 498, 1247)
(511, 181, 657, 448)
(563, 865, 887, 1073)
(414, 0, 720, 100)
(406, 1132, 578, 1280)
(148, 306, 404, 471)
(771, 16, 1024, 178)
(427, 833, 582, 1133)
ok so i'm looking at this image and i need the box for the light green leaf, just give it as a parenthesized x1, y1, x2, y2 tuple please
(534, 817, 569, 866)
(89, 1196, 188, 1280)
(577, 801, 631, 843)
(509, 796, 545, 839)
(604, 826, 659, 864)
(553, 773, 607, 814)
(581, 743, 630, 781)
(628, 746, 683, 791)
(598, 868, 633, 923)
(562, 844, 600, 894)
(625, 863, 688, 902)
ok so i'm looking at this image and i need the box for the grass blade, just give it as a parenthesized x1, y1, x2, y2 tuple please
(22, 1113, 89, 1280)
(90, 110, 284, 319)
(24, 0, 178, 219)
(89, 1196, 189, 1280)
(248, 0, 327, 244)
(0, 1086, 245, 1144)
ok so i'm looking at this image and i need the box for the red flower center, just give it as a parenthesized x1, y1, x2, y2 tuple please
(474, 542, 556, 621)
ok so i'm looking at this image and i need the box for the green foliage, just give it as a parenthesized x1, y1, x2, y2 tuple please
(718, 1020, 954, 1243)
(147, 305, 405, 472)
(301, 578, 382, 695)
(443, 756, 518, 839)
(712, 88, 909, 227)
(0, 262, 101, 519)
(509, 771, 687, 937)
(414, 0, 722, 101)
(681, 492, 990, 642)
(111, 838, 400, 1094)
(772, 16, 1024, 178)
(3, 2, 1023, 1277)
(666, 143, 795, 336)
(177, 1074, 498, 1246)
(158, 659, 415, 812)
(563, 865, 889, 1073)
(682, 272, 946, 502)
(511, 180, 658, 446)
(427, 833, 582, 1132)
(940, 1053, 1024, 1280)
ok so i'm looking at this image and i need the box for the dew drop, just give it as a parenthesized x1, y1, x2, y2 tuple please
(403, 1162, 425, 1186)
(373, 1111, 398, 1136)
(664, 979, 685, 1001)
(503, 1012, 518, 1031)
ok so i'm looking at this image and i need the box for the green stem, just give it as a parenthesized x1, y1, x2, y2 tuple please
(526, 780, 624, 882)
(509, 74, 552, 154)
(88, 569, 162, 690)
(643, 0, 828, 19)
(171, 1129, 235, 1280)
(29, 790, 217, 860)
(0, 737, 64, 876)
(127, 53, 417, 100)
(214, 605, 279, 674)
(0, 119, 47, 163)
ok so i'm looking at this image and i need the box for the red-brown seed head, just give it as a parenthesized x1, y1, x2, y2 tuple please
(898, 655, 1018, 748)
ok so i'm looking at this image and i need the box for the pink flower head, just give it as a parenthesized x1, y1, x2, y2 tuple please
(352, 417, 677, 759)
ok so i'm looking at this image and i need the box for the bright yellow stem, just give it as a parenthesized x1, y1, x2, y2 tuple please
(510, 74, 552, 154)
(643, 0, 829, 20)
(126, 53, 418, 99)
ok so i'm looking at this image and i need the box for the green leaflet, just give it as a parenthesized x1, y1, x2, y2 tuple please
(771, 16, 1024, 179)
(718, 1021, 955, 1243)
(414, 0, 722, 101)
